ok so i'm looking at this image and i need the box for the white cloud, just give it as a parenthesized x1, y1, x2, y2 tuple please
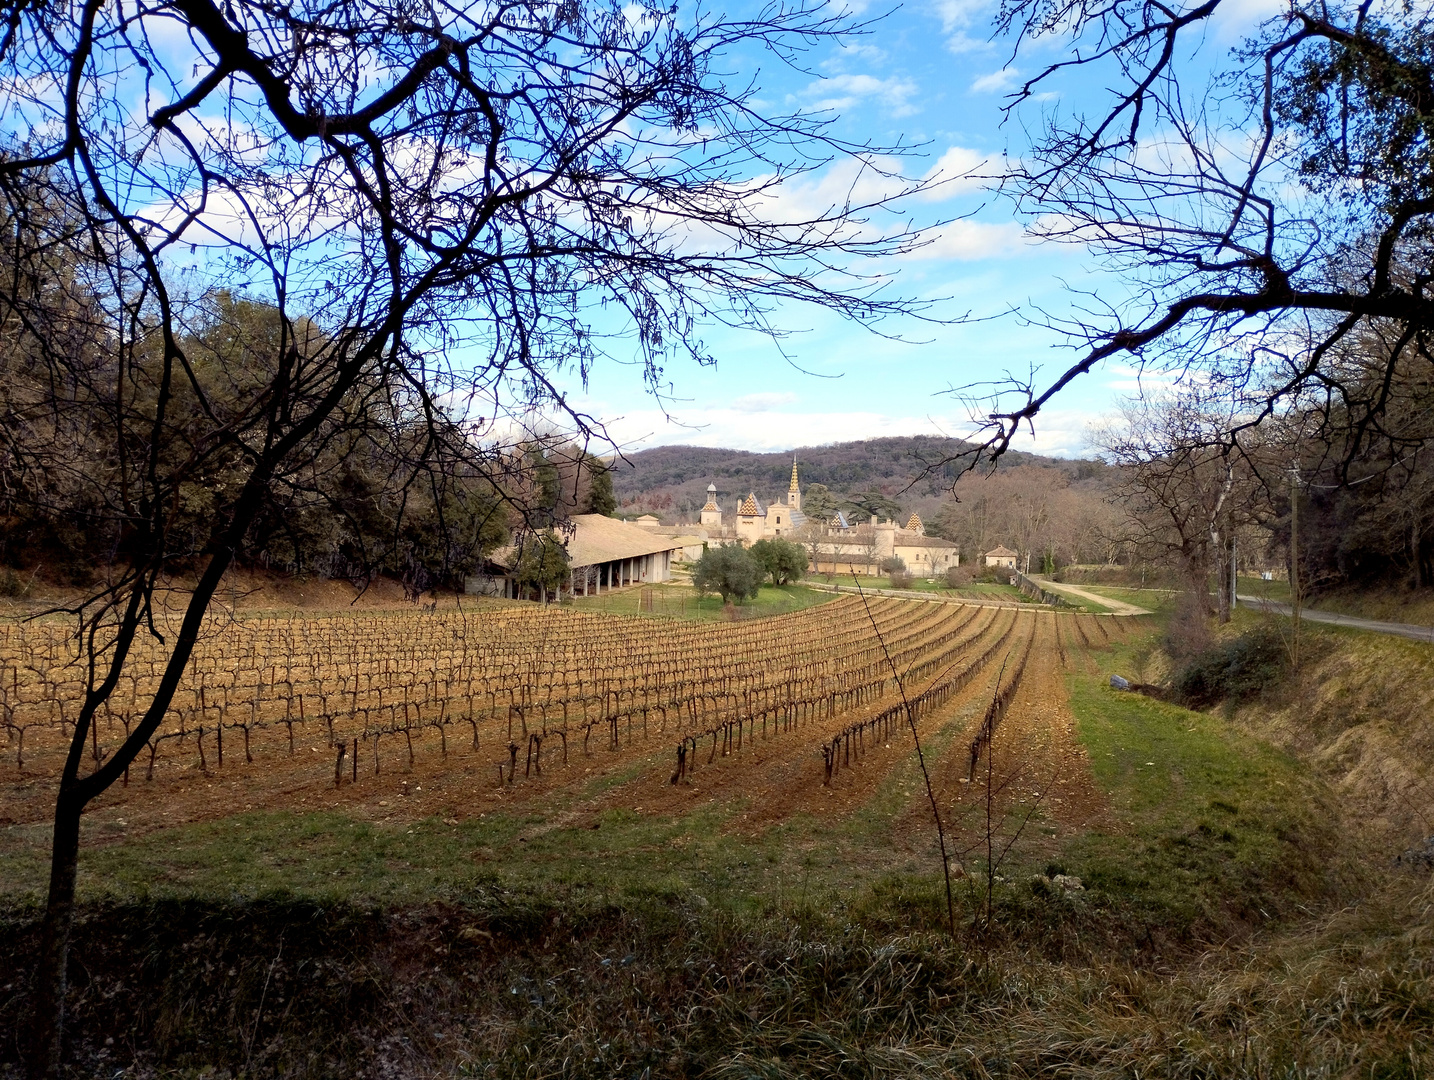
(920, 146, 994, 198)
(904, 219, 1028, 260)
(822, 42, 889, 70)
(729, 392, 800, 412)
(794, 73, 921, 118)
(970, 67, 1020, 94)
(1210, 0, 1287, 40)
(932, 0, 994, 53)
(567, 402, 1092, 458)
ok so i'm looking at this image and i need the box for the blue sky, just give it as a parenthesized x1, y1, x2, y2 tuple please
(10, 0, 1284, 462)
(562, 0, 1283, 458)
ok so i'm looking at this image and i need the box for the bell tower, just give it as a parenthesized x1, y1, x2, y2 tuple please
(700, 483, 722, 528)
(787, 458, 801, 512)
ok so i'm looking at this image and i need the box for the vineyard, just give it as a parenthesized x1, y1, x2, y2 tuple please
(0, 596, 1146, 832)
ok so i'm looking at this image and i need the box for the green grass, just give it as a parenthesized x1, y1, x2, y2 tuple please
(1056, 632, 1343, 944)
(1, 803, 820, 916)
(566, 581, 835, 621)
(1238, 575, 1294, 602)
(816, 574, 1029, 603)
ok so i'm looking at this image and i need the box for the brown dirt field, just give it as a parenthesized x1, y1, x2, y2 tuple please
(914, 613, 1112, 858)
(1, 599, 1110, 848)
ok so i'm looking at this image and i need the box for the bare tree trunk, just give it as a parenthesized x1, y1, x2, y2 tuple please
(30, 500, 253, 1073)
(31, 798, 81, 1076)
(1413, 515, 1423, 590)
(1212, 528, 1231, 624)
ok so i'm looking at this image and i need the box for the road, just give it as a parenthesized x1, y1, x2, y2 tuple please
(1236, 595, 1434, 643)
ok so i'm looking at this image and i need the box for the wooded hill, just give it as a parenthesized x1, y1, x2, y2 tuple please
(610, 437, 1104, 518)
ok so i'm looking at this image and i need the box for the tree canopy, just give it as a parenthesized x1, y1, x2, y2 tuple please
(692, 545, 762, 605)
(749, 538, 808, 587)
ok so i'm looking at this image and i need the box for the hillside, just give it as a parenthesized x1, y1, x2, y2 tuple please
(610, 436, 1103, 518)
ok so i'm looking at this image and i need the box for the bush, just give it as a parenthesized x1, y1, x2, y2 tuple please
(945, 565, 975, 588)
(0, 569, 30, 598)
(1170, 625, 1288, 709)
(889, 570, 914, 589)
(878, 555, 906, 576)
(1164, 591, 1215, 663)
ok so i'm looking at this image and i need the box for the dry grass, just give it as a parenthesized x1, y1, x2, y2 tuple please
(1231, 612, 1434, 842)
(3, 872, 1430, 1079)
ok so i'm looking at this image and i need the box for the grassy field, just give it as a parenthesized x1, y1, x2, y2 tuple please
(814, 573, 1031, 603)
(2, 602, 1430, 1078)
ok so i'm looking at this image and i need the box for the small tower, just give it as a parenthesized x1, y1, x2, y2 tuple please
(905, 512, 924, 535)
(700, 483, 722, 528)
(736, 492, 764, 544)
(787, 458, 802, 511)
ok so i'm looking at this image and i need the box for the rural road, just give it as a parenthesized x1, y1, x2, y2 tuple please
(1032, 578, 1153, 616)
(1236, 595, 1434, 643)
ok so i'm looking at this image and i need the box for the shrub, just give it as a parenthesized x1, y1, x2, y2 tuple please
(889, 570, 914, 589)
(0, 569, 30, 598)
(1164, 591, 1214, 663)
(878, 555, 906, 576)
(945, 565, 975, 588)
(1170, 625, 1288, 709)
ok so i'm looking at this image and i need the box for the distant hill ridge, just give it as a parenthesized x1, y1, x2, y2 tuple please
(609, 436, 1074, 517)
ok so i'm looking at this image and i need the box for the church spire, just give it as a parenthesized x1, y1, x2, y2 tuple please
(789, 458, 799, 493)
(787, 458, 801, 512)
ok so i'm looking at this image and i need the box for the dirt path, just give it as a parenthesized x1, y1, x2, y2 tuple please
(1237, 595, 1434, 643)
(908, 613, 1110, 858)
(1034, 579, 1152, 616)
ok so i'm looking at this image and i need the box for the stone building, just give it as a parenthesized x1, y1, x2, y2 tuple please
(469, 514, 694, 600)
(983, 545, 1019, 569)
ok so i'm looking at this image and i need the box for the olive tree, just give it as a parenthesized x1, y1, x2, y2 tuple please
(692, 545, 763, 605)
(749, 537, 807, 586)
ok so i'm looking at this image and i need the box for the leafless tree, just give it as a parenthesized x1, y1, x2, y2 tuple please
(0, 0, 939, 1070)
(960, 0, 1434, 470)
(1095, 394, 1269, 622)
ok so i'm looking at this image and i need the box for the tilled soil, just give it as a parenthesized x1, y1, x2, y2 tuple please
(0, 603, 1136, 846)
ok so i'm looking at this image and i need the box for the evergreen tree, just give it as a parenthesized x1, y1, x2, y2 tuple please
(749, 538, 808, 586)
(692, 545, 762, 605)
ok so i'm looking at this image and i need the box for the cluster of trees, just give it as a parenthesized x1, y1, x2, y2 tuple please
(1095, 340, 1434, 620)
(692, 539, 807, 604)
(924, 465, 1120, 573)
(0, 279, 628, 597)
(0, 286, 528, 596)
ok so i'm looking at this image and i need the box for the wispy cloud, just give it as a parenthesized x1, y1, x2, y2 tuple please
(566, 402, 1093, 458)
(932, 0, 994, 53)
(729, 392, 799, 412)
(970, 67, 1020, 94)
(903, 219, 1028, 260)
(793, 73, 921, 118)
